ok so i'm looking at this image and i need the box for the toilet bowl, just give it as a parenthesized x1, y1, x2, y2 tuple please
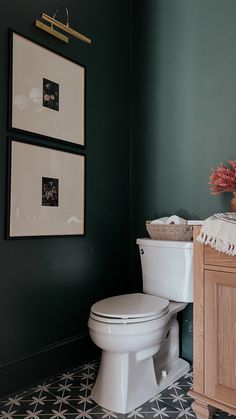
(88, 294, 188, 413)
(88, 239, 193, 413)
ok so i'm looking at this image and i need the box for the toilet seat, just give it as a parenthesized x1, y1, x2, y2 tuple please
(90, 293, 169, 324)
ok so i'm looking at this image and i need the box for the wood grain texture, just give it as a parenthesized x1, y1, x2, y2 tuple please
(204, 245, 236, 268)
(192, 226, 204, 393)
(190, 226, 236, 415)
(189, 390, 236, 416)
(191, 400, 216, 419)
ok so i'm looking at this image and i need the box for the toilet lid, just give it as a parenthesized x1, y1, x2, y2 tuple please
(90, 293, 169, 323)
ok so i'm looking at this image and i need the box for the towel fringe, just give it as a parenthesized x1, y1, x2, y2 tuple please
(197, 232, 236, 256)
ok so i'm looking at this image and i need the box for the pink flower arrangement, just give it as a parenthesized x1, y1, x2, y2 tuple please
(209, 160, 236, 195)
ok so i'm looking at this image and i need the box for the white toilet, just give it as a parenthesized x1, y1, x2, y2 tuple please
(88, 238, 193, 413)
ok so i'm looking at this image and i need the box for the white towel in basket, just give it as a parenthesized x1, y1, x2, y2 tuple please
(151, 215, 187, 225)
(167, 215, 187, 225)
(197, 213, 236, 256)
(150, 217, 169, 225)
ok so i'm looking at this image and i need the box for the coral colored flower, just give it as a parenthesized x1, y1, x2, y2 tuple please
(209, 160, 236, 194)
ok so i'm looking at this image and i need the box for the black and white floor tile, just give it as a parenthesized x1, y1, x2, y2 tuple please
(0, 360, 235, 419)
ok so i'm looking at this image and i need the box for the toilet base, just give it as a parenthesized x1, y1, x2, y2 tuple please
(91, 350, 160, 414)
(154, 357, 190, 393)
(92, 354, 190, 413)
(153, 315, 190, 392)
(90, 314, 190, 413)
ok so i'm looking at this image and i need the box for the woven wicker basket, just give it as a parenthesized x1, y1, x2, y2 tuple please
(146, 221, 193, 241)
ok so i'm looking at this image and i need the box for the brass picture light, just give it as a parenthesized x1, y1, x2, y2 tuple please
(35, 6, 92, 44)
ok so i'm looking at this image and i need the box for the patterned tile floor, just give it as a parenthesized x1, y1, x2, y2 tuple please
(0, 360, 235, 419)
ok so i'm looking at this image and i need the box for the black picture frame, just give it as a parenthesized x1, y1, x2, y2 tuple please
(8, 30, 86, 148)
(7, 137, 86, 239)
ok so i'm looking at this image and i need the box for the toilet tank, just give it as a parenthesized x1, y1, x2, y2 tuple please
(136, 238, 193, 303)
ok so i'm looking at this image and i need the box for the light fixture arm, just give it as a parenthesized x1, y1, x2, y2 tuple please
(35, 6, 92, 44)
(52, 6, 69, 27)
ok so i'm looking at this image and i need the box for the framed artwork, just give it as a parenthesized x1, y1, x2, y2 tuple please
(9, 30, 85, 147)
(7, 138, 85, 238)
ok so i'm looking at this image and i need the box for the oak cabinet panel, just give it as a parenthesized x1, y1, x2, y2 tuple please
(189, 227, 236, 419)
(204, 270, 236, 405)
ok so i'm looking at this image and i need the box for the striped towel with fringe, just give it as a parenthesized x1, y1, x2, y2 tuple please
(197, 213, 236, 256)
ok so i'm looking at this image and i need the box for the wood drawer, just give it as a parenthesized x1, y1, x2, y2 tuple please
(204, 245, 236, 269)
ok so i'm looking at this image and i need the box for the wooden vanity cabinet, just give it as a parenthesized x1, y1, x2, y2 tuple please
(189, 226, 236, 419)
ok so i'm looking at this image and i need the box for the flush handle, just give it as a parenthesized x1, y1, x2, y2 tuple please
(140, 248, 144, 255)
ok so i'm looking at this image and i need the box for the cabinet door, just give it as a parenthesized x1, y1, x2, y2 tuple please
(204, 269, 236, 405)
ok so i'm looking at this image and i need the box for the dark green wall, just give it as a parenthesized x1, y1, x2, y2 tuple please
(132, 0, 236, 227)
(0, 0, 131, 397)
(131, 0, 236, 360)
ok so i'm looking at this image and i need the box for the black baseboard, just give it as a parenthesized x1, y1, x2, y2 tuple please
(0, 333, 100, 399)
